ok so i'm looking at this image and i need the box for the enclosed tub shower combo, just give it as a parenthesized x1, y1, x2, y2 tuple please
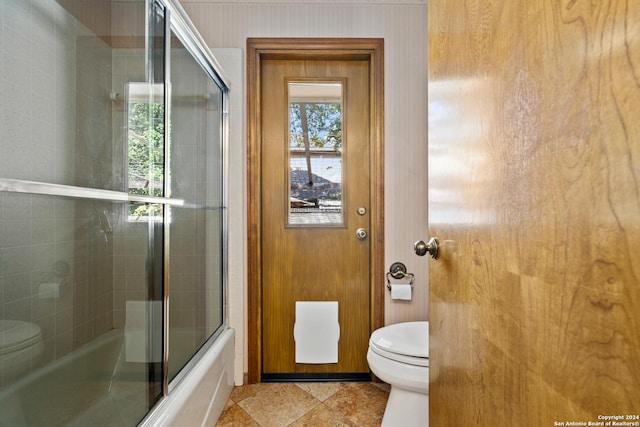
(0, 0, 233, 425)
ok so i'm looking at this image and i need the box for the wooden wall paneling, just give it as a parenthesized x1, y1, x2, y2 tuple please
(428, 0, 640, 424)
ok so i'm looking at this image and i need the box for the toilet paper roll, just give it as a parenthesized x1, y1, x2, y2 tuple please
(390, 284, 412, 301)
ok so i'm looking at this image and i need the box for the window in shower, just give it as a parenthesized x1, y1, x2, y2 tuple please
(126, 83, 165, 220)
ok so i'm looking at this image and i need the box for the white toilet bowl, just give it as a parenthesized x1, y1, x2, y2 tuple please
(367, 321, 428, 427)
(0, 320, 44, 382)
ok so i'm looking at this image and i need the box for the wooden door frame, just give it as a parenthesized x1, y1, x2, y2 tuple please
(246, 38, 385, 383)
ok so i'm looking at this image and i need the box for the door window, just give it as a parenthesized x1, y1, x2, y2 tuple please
(287, 81, 344, 226)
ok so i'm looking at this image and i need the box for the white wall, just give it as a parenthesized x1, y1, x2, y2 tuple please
(210, 48, 246, 386)
(183, 0, 429, 384)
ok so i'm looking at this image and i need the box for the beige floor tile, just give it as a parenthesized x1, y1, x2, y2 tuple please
(215, 403, 259, 427)
(294, 382, 344, 402)
(230, 383, 274, 403)
(237, 383, 320, 427)
(216, 382, 390, 427)
(371, 382, 391, 393)
(324, 383, 389, 427)
(289, 403, 358, 427)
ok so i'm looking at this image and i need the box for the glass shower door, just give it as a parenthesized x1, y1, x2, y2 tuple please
(0, 0, 229, 424)
(0, 0, 166, 424)
(166, 27, 226, 382)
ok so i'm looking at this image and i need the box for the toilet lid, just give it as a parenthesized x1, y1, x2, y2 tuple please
(369, 321, 428, 359)
(0, 320, 43, 355)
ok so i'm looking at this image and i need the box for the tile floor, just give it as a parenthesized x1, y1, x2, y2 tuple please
(215, 381, 390, 427)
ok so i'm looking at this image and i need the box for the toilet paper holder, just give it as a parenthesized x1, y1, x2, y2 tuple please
(386, 262, 414, 290)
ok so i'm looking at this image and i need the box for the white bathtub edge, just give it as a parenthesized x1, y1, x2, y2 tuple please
(139, 328, 236, 427)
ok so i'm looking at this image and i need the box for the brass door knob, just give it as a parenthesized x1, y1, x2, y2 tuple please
(414, 237, 439, 259)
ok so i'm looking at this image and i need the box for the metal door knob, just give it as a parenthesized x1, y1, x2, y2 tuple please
(356, 228, 367, 240)
(414, 237, 439, 259)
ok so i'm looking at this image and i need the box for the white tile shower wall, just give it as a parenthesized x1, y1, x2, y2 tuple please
(112, 221, 150, 329)
(0, 0, 116, 383)
(111, 49, 148, 330)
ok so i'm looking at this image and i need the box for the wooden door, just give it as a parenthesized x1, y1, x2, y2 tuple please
(247, 39, 385, 382)
(428, 0, 640, 425)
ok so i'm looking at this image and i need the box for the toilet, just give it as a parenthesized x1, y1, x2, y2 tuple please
(0, 320, 44, 382)
(367, 321, 429, 427)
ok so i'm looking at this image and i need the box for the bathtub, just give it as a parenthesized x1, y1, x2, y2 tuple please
(140, 327, 235, 426)
(0, 327, 235, 427)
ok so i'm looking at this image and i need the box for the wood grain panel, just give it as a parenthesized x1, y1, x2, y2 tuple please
(247, 39, 385, 382)
(261, 59, 371, 375)
(428, 0, 640, 424)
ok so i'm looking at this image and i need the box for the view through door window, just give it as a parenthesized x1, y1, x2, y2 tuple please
(288, 81, 344, 226)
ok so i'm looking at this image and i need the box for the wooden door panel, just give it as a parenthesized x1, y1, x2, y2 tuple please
(261, 59, 371, 375)
(246, 38, 384, 384)
(428, 0, 640, 424)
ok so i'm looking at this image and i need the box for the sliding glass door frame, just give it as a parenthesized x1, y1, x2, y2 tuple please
(157, 0, 231, 398)
(0, 0, 230, 412)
